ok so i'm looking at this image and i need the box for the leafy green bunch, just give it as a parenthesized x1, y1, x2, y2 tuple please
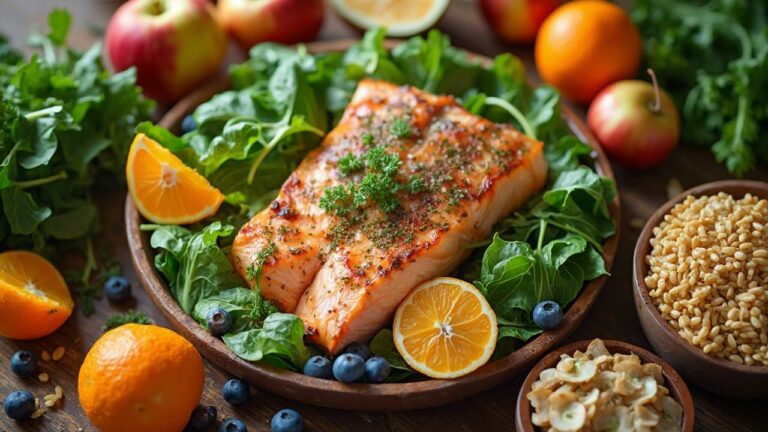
(632, 0, 768, 175)
(0, 10, 152, 254)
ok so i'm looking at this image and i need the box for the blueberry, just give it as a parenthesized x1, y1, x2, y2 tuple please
(343, 341, 371, 360)
(220, 418, 247, 432)
(3, 390, 35, 420)
(10, 351, 36, 378)
(222, 378, 250, 405)
(532, 301, 563, 330)
(364, 356, 391, 383)
(271, 408, 303, 432)
(206, 307, 233, 337)
(188, 405, 217, 429)
(303, 355, 332, 379)
(332, 353, 365, 383)
(181, 115, 197, 134)
(104, 276, 132, 302)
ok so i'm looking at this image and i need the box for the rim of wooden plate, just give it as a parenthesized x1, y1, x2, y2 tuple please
(125, 39, 621, 411)
(515, 339, 695, 432)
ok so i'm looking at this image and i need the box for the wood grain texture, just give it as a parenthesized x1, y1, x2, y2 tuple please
(633, 180, 768, 399)
(1, 0, 768, 431)
(515, 339, 695, 432)
(128, 38, 618, 411)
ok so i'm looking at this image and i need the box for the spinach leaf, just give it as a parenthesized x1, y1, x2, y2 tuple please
(147, 222, 241, 313)
(476, 233, 607, 344)
(369, 329, 416, 382)
(1, 186, 51, 235)
(391, 30, 480, 95)
(223, 313, 309, 370)
(193, 287, 278, 334)
(41, 202, 97, 240)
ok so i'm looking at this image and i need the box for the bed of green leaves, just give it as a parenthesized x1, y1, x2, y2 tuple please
(143, 28, 616, 375)
(0, 10, 152, 277)
(632, 0, 768, 176)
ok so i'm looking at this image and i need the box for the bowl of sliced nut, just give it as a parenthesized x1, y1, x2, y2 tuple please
(633, 180, 768, 398)
(515, 339, 694, 432)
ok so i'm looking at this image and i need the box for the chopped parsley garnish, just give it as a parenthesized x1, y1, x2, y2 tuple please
(447, 186, 468, 207)
(319, 185, 354, 216)
(357, 173, 400, 212)
(103, 310, 152, 332)
(338, 153, 364, 175)
(406, 175, 426, 194)
(390, 117, 411, 138)
(321, 144, 408, 216)
(246, 242, 277, 282)
(361, 132, 374, 146)
(364, 146, 400, 175)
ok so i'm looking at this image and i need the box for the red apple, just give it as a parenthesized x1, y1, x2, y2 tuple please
(479, 0, 561, 44)
(105, 0, 227, 104)
(218, 0, 324, 50)
(587, 70, 680, 170)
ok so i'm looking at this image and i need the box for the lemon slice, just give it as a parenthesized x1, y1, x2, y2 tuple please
(393, 277, 498, 379)
(331, 0, 451, 37)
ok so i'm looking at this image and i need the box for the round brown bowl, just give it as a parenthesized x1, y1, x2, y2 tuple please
(633, 180, 768, 398)
(126, 39, 620, 411)
(515, 339, 695, 432)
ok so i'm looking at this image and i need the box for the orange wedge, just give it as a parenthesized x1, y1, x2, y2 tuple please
(0, 251, 74, 340)
(126, 133, 224, 224)
(393, 277, 498, 379)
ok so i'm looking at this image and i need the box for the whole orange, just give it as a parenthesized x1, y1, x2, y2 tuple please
(535, 0, 641, 104)
(78, 324, 204, 432)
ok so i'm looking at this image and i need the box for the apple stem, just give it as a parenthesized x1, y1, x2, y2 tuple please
(148, 0, 165, 16)
(647, 68, 662, 114)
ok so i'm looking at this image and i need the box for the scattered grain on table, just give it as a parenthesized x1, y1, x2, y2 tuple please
(52, 346, 66, 361)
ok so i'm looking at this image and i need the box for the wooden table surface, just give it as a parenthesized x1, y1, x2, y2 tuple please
(1, 1, 767, 431)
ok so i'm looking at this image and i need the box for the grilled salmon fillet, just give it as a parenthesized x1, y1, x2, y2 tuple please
(231, 79, 547, 353)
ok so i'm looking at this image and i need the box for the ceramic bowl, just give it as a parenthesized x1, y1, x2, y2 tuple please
(633, 180, 768, 398)
(515, 339, 695, 432)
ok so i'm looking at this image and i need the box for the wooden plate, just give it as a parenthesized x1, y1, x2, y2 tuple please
(515, 339, 695, 432)
(633, 180, 768, 398)
(125, 39, 620, 411)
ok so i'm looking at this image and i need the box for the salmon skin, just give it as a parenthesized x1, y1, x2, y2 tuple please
(231, 79, 548, 353)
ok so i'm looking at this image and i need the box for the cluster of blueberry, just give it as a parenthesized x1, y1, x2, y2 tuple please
(206, 306, 392, 385)
(304, 342, 391, 383)
(186, 378, 303, 432)
(3, 351, 38, 419)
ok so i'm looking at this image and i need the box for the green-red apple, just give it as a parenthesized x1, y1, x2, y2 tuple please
(587, 71, 680, 170)
(218, 0, 324, 51)
(105, 0, 227, 104)
(479, 0, 560, 43)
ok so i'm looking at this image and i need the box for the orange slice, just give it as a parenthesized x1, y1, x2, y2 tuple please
(126, 133, 224, 224)
(393, 277, 498, 379)
(331, 0, 450, 37)
(0, 251, 74, 340)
